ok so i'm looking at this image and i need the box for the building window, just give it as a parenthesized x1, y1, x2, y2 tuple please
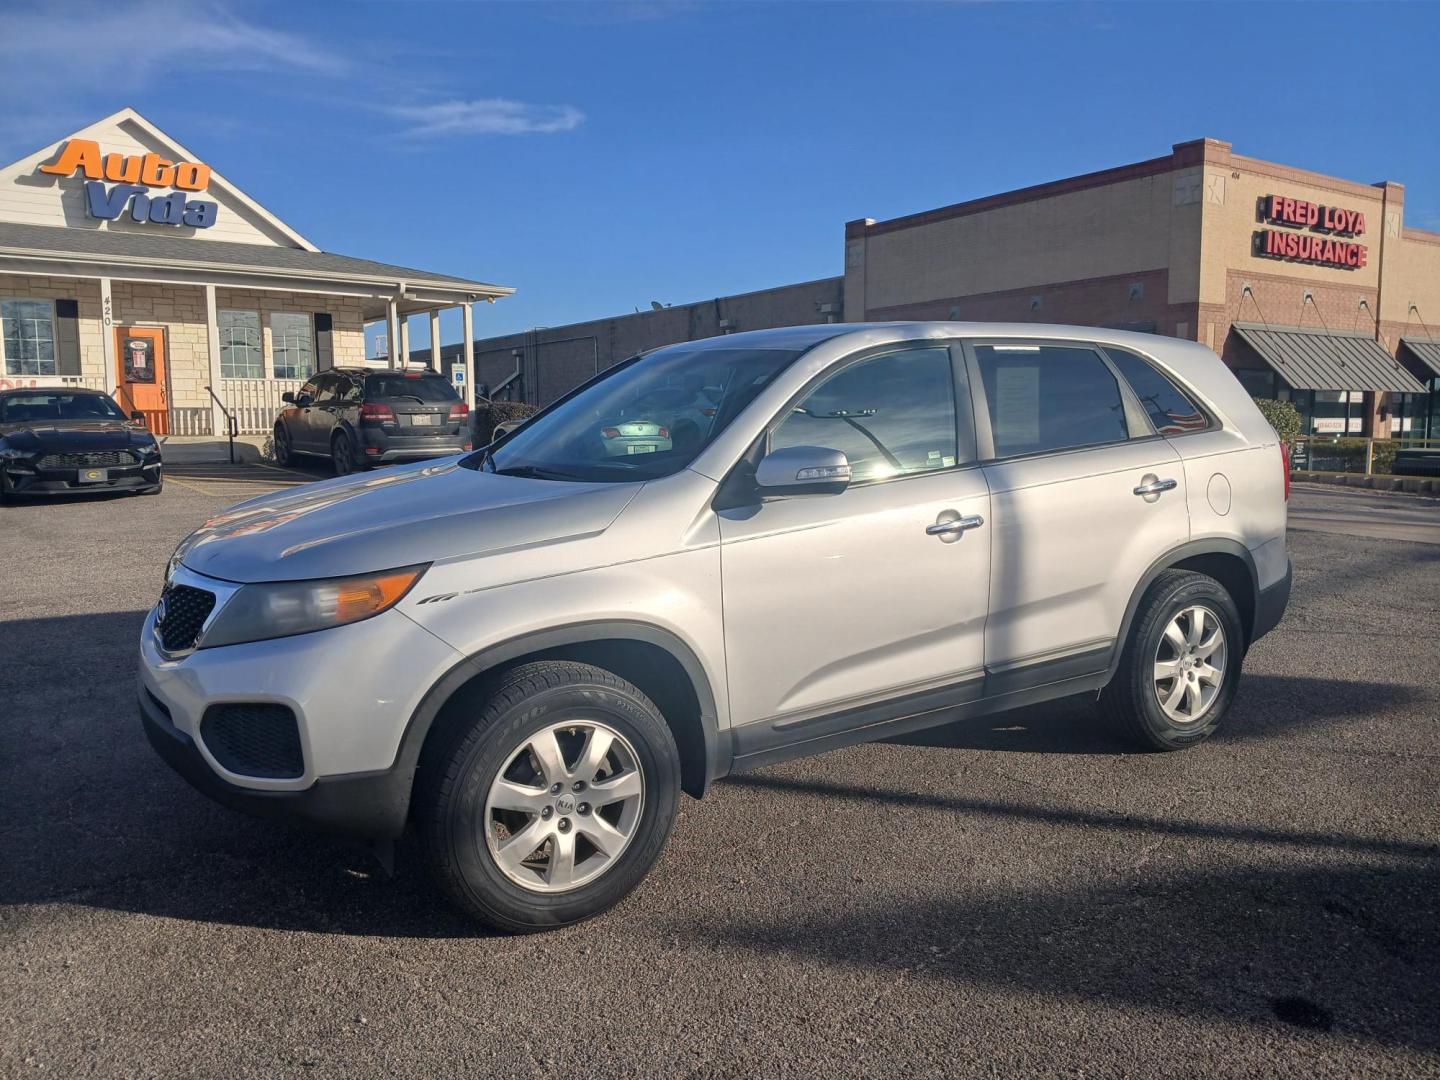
(2, 298, 57, 376)
(270, 312, 315, 380)
(218, 309, 262, 379)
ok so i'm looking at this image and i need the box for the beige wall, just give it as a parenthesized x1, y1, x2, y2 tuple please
(0, 274, 106, 389)
(0, 273, 367, 422)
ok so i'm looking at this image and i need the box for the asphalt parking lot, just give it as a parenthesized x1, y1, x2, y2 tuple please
(2, 477, 1437, 1077)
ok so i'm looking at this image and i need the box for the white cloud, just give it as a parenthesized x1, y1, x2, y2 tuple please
(0, 1, 345, 102)
(387, 99, 586, 138)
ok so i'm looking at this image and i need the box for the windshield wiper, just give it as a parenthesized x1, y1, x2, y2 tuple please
(491, 463, 586, 481)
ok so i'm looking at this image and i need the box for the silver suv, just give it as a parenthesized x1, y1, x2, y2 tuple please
(139, 323, 1291, 931)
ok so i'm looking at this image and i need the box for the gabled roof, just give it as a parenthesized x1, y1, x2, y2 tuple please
(0, 107, 316, 250)
(1233, 323, 1426, 394)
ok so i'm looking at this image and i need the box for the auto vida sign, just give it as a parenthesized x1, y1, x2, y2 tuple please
(1254, 194, 1367, 270)
(38, 139, 219, 229)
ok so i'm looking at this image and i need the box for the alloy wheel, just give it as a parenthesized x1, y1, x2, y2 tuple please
(483, 720, 645, 893)
(1153, 604, 1227, 724)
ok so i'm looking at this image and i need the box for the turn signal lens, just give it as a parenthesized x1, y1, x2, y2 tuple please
(198, 565, 428, 649)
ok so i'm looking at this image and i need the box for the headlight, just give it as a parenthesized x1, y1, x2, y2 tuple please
(199, 565, 427, 649)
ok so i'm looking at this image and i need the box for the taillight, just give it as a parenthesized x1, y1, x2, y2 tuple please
(449, 402, 469, 420)
(601, 427, 620, 439)
(657, 426, 669, 439)
(1280, 441, 1290, 501)
(701, 407, 717, 417)
(361, 402, 395, 423)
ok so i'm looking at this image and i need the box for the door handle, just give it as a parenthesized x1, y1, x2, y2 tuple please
(926, 514, 984, 536)
(1133, 477, 1178, 496)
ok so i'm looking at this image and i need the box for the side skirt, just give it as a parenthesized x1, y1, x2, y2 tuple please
(729, 656, 1112, 774)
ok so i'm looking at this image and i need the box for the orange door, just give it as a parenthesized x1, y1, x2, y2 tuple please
(114, 327, 169, 434)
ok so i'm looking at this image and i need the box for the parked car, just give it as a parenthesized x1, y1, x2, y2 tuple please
(141, 323, 1290, 931)
(0, 387, 162, 500)
(272, 367, 471, 474)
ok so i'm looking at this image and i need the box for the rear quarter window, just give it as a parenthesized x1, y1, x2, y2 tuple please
(1103, 347, 1212, 435)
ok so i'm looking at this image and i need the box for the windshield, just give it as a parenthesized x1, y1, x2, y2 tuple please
(0, 391, 128, 424)
(470, 344, 804, 482)
(365, 374, 459, 402)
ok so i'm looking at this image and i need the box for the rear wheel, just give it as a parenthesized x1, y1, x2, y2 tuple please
(1100, 569, 1244, 751)
(331, 430, 360, 476)
(417, 660, 680, 932)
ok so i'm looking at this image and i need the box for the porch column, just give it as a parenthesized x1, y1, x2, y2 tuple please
(386, 297, 401, 371)
(99, 277, 116, 389)
(399, 318, 410, 368)
(461, 302, 476, 415)
(203, 284, 224, 437)
(429, 308, 442, 371)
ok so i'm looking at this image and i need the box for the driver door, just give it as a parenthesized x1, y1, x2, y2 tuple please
(718, 343, 991, 739)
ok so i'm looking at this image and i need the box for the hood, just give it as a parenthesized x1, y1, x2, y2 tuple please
(1, 420, 154, 452)
(176, 458, 640, 583)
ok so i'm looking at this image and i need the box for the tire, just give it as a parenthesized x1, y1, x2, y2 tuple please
(273, 424, 295, 467)
(1100, 569, 1244, 751)
(417, 660, 681, 932)
(331, 430, 359, 476)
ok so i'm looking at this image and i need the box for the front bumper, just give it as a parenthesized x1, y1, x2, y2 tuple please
(4, 460, 160, 494)
(138, 589, 463, 838)
(140, 687, 411, 837)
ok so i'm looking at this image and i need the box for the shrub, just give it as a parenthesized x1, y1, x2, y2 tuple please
(1251, 397, 1302, 446)
(472, 398, 538, 444)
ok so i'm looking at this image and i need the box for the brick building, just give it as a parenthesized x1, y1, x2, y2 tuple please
(474, 138, 1440, 438)
(0, 108, 511, 434)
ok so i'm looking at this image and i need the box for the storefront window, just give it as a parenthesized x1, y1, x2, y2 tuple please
(2, 298, 57, 376)
(1233, 368, 1279, 399)
(218, 309, 262, 379)
(270, 312, 314, 380)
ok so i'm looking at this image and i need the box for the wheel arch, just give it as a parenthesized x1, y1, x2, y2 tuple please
(1108, 538, 1259, 679)
(397, 621, 727, 818)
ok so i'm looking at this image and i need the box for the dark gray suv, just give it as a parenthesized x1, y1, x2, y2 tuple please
(273, 368, 471, 474)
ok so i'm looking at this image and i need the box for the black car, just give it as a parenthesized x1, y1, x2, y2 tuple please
(272, 367, 471, 475)
(0, 387, 162, 501)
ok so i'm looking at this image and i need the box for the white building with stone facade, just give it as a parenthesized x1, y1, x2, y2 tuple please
(0, 108, 511, 435)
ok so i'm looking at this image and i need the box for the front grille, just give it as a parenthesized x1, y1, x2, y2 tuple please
(200, 704, 304, 779)
(38, 450, 135, 469)
(156, 583, 216, 653)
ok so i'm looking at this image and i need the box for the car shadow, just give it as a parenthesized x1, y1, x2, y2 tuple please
(2, 612, 1432, 945)
(670, 859, 1440, 1051)
(886, 674, 1425, 754)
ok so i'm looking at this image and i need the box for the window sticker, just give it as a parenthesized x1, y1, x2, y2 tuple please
(993, 364, 1040, 445)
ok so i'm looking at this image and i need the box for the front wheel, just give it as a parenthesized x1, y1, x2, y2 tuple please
(273, 424, 295, 467)
(417, 661, 680, 932)
(1100, 569, 1244, 751)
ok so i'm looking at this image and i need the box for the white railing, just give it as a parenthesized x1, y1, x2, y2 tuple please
(218, 377, 303, 434)
(0, 373, 109, 392)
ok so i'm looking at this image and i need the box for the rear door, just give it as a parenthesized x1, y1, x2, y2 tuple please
(364, 372, 463, 438)
(965, 339, 1189, 684)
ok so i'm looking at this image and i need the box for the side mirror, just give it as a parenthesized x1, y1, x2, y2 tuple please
(281, 391, 296, 405)
(755, 445, 851, 496)
(129, 411, 147, 426)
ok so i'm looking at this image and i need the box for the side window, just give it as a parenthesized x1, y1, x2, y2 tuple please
(1104, 347, 1210, 434)
(770, 346, 963, 482)
(298, 377, 320, 402)
(974, 344, 1129, 458)
(311, 373, 340, 403)
(339, 375, 363, 403)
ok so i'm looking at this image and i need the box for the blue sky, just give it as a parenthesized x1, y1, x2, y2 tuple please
(3, 0, 1437, 353)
